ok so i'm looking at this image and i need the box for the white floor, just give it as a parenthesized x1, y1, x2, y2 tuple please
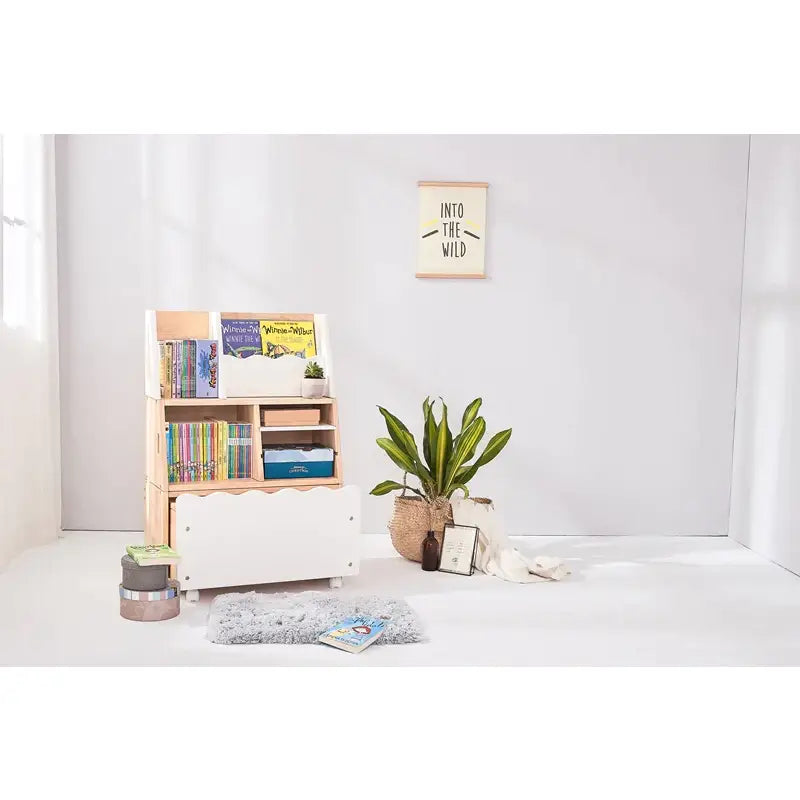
(2, 531, 800, 666)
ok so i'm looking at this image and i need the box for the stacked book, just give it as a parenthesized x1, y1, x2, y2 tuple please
(166, 421, 252, 482)
(159, 339, 219, 398)
(120, 545, 181, 622)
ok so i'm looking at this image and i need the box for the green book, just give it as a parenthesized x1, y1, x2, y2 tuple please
(126, 544, 181, 566)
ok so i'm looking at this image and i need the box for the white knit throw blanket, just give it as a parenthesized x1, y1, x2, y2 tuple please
(451, 497, 569, 583)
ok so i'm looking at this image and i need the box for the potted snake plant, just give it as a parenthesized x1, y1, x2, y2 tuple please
(370, 397, 511, 561)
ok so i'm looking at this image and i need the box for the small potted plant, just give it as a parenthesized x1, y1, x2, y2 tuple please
(302, 360, 326, 398)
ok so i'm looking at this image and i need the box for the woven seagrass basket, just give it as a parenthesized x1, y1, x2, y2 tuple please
(388, 495, 453, 562)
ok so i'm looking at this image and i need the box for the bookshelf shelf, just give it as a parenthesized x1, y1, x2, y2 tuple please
(167, 476, 340, 496)
(144, 309, 358, 597)
(164, 396, 334, 407)
(260, 424, 336, 432)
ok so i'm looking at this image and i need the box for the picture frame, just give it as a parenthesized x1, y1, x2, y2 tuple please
(438, 524, 480, 576)
(416, 181, 488, 279)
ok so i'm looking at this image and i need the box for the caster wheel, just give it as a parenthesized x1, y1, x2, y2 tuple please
(185, 589, 200, 604)
(329, 576, 343, 589)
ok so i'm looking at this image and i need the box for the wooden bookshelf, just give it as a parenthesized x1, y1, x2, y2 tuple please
(144, 310, 344, 546)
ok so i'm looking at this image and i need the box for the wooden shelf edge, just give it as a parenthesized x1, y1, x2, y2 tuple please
(260, 424, 336, 432)
(168, 476, 340, 496)
(163, 396, 335, 406)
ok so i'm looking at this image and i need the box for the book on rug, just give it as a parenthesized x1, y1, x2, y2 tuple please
(126, 544, 181, 566)
(318, 615, 386, 653)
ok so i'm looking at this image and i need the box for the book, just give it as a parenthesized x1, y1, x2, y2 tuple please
(195, 339, 219, 397)
(158, 339, 218, 398)
(165, 341, 174, 399)
(126, 544, 181, 566)
(318, 616, 386, 653)
(221, 318, 262, 359)
(166, 419, 240, 483)
(227, 422, 252, 479)
(159, 343, 167, 398)
(259, 319, 316, 359)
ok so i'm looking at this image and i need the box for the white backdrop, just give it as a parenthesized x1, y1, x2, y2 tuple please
(56, 135, 749, 534)
(1, 135, 61, 568)
(729, 135, 800, 572)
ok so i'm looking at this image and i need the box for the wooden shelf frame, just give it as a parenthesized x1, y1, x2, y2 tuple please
(144, 310, 345, 546)
(164, 396, 335, 407)
(260, 424, 336, 432)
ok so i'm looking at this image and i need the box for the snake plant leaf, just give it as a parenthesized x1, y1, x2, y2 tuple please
(370, 479, 406, 496)
(423, 399, 438, 471)
(454, 461, 480, 486)
(434, 400, 452, 493)
(400, 430, 434, 486)
(453, 429, 512, 486)
(443, 417, 486, 492)
(374, 399, 511, 502)
(378, 406, 411, 450)
(376, 437, 417, 474)
(461, 398, 482, 432)
(473, 428, 513, 467)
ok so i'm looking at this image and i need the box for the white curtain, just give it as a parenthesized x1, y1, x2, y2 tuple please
(0, 134, 61, 568)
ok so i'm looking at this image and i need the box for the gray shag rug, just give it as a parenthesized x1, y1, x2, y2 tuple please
(207, 590, 424, 646)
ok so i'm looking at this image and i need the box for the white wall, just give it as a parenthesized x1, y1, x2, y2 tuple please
(729, 135, 800, 572)
(1, 136, 61, 569)
(57, 135, 749, 535)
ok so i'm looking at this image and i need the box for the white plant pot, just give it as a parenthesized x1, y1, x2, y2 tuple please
(301, 378, 326, 399)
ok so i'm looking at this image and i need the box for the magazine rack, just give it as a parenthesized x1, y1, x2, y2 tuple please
(144, 310, 360, 601)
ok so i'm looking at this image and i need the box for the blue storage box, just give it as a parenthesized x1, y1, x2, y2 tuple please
(263, 444, 335, 479)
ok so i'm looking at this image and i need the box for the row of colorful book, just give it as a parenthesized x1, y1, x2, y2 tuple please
(159, 339, 219, 398)
(166, 421, 252, 483)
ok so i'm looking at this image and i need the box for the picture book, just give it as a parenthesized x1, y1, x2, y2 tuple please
(126, 544, 181, 566)
(318, 615, 386, 653)
(259, 319, 316, 359)
(195, 339, 219, 397)
(166, 419, 240, 483)
(221, 318, 262, 359)
(158, 339, 218, 398)
(227, 422, 252, 479)
(159, 343, 167, 398)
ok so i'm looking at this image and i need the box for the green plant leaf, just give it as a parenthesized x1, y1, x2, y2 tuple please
(461, 398, 482, 432)
(434, 400, 451, 493)
(376, 437, 417, 474)
(447, 483, 470, 499)
(400, 430, 434, 489)
(453, 429, 512, 486)
(473, 428, 513, 467)
(423, 398, 438, 472)
(369, 480, 406, 496)
(377, 406, 411, 450)
(443, 417, 486, 493)
(454, 462, 480, 486)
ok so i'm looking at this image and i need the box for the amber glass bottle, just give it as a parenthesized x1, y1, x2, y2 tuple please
(421, 531, 440, 571)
